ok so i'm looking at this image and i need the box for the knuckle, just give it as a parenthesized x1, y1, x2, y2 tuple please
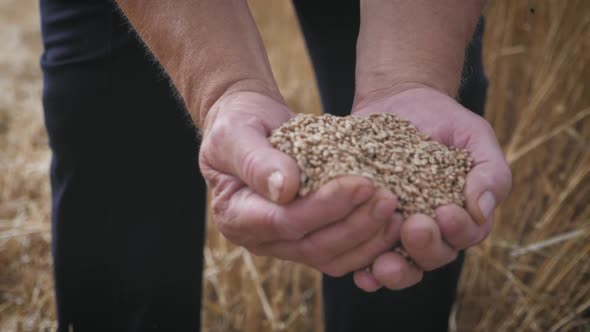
(198, 146, 220, 187)
(299, 238, 317, 262)
(207, 113, 234, 142)
(210, 187, 231, 215)
(259, 206, 277, 227)
(198, 115, 235, 175)
(273, 211, 304, 241)
(201, 168, 219, 189)
(257, 207, 285, 240)
(213, 206, 247, 246)
(197, 150, 211, 178)
(298, 237, 325, 266)
(318, 176, 353, 204)
(314, 183, 337, 206)
(240, 148, 261, 185)
(331, 177, 348, 195)
(202, 127, 229, 167)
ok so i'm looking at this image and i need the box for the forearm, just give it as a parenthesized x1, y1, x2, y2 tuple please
(355, 0, 486, 104)
(115, 0, 281, 128)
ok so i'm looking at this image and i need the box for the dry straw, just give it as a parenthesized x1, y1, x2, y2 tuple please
(1, 0, 589, 331)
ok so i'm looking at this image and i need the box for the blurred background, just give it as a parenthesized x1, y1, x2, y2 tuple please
(1, 0, 589, 331)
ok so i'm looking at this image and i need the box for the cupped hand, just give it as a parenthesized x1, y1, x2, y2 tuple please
(350, 86, 512, 292)
(199, 92, 403, 276)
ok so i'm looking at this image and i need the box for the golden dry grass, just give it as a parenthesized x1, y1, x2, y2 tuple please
(1, 0, 589, 331)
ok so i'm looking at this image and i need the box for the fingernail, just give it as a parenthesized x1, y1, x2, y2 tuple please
(478, 191, 496, 224)
(268, 171, 284, 202)
(353, 186, 373, 205)
(373, 199, 394, 220)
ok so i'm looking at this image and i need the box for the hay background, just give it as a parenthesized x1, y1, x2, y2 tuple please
(0, 0, 588, 331)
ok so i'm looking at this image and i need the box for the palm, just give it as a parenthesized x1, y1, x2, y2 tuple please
(353, 88, 489, 151)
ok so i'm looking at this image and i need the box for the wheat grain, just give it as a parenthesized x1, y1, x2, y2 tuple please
(269, 113, 473, 218)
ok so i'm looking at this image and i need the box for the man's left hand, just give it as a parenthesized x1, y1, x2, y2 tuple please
(350, 86, 512, 292)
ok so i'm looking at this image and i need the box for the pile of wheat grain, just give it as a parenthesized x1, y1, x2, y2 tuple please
(269, 113, 472, 218)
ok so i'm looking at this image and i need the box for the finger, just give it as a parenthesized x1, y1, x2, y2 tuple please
(202, 95, 299, 204)
(318, 212, 404, 277)
(353, 269, 382, 292)
(255, 189, 396, 266)
(372, 251, 423, 290)
(220, 176, 375, 244)
(463, 121, 512, 224)
(435, 204, 491, 249)
(401, 214, 458, 271)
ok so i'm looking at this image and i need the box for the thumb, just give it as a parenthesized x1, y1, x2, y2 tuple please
(202, 101, 300, 204)
(232, 127, 300, 204)
(463, 128, 512, 225)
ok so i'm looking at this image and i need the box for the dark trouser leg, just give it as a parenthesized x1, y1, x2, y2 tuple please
(292, 1, 488, 331)
(43, 35, 206, 332)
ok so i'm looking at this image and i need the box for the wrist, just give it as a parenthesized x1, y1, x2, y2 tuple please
(353, 81, 444, 112)
(196, 78, 284, 132)
(354, 1, 485, 109)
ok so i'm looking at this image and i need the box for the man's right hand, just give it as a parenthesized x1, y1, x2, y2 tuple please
(199, 91, 402, 277)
